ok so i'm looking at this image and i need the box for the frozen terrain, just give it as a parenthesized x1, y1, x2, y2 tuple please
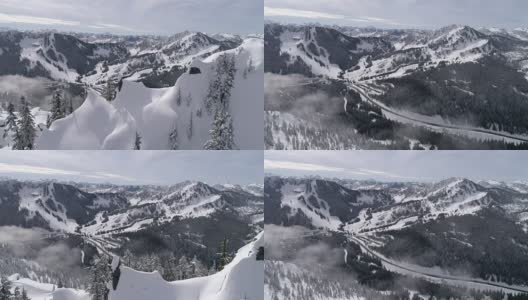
(35, 38, 263, 150)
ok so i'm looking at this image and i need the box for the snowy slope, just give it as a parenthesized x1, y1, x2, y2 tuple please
(35, 37, 263, 150)
(8, 274, 89, 300)
(109, 232, 263, 300)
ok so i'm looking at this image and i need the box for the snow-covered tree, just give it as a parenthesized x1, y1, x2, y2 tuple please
(175, 87, 182, 106)
(216, 237, 232, 271)
(204, 105, 235, 150)
(177, 256, 190, 280)
(190, 256, 207, 278)
(14, 97, 36, 150)
(21, 288, 29, 300)
(50, 90, 64, 122)
(162, 253, 177, 281)
(168, 124, 179, 150)
(66, 98, 74, 115)
(204, 53, 236, 114)
(187, 111, 193, 140)
(13, 287, 21, 300)
(3, 102, 18, 139)
(185, 93, 192, 106)
(103, 80, 115, 102)
(133, 132, 142, 150)
(89, 256, 111, 300)
(0, 276, 12, 300)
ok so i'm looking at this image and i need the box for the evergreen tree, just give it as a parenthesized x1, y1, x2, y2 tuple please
(21, 288, 29, 300)
(0, 276, 12, 300)
(187, 112, 193, 140)
(204, 53, 236, 114)
(66, 98, 74, 115)
(103, 80, 115, 102)
(216, 237, 232, 271)
(50, 90, 64, 122)
(133, 132, 141, 150)
(14, 97, 36, 150)
(177, 256, 189, 280)
(204, 105, 235, 150)
(3, 102, 18, 139)
(190, 256, 207, 277)
(175, 88, 182, 106)
(13, 287, 21, 300)
(168, 124, 179, 150)
(89, 256, 111, 300)
(162, 253, 177, 281)
(46, 114, 52, 129)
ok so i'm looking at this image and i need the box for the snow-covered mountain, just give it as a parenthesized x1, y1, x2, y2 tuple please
(0, 178, 263, 236)
(109, 232, 263, 300)
(5, 232, 263, 300)
(266, 176, 528, 233)
(0, 178, 263, 299)
(0, 30, 241, 86)
(265, 176, 528, 292)
(265, 23, 528, 149)
(34, 37, 263, 150)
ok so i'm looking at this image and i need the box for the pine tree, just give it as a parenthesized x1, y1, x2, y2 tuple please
(133, 132, 141, 150)
(103, 80, 115, 102)
(204, 105, 235, 150)
(190, 256, 207, 278)
(177, 256, 189, 280)
(89, 256, 111, 300)
(204, 53, 236, 114)
(3, 102, 18, 139)
(168, 124, 179, 150)
(13, 287, 21, 300)
(50, 90, 64, 122)
(0, 276, 12, 300)
(21, 288, 29, 300)
(175, 87, 182, 106)
(187, 111, 193, 140)
(66, 98, 74, 115)
(216, 237, 232, 271)
(162, 253, 177, 281)
(46, 114, 52, 129)
(14, 97, 36, 150)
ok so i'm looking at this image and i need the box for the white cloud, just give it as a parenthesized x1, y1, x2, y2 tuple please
(0, 162, 136, 182)
(264, 159, 347, 172)
(264, 7, 346, 20)
(0, 13, 79, 26)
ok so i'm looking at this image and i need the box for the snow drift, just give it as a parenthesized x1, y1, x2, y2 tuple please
(36, 38, 263, 150)
(8, 274, 89, 300)
(108, 232, 263, 300)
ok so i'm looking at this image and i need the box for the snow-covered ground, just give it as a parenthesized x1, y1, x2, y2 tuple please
(109, 232, 263, 300)
(8, 274, 89, 300)
(35, 37, 263, 150)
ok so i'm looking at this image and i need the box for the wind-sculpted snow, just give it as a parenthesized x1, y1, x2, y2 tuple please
(35, 38, 263, 150)
(109, 232, 263, 300)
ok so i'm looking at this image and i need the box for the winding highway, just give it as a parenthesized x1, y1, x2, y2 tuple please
(348, 83, 528, 144)
(349, 234, 528, 294)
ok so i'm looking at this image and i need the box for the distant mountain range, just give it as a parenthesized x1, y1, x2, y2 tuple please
(0, 29, 245, 88)
(265, 23, 528, 150)
(265, 175, 528, 296)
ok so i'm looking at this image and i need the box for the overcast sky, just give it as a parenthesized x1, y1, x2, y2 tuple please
(0, 151, 263, 185)
(0, 0, 262, 35)
(265, 151, 528, 183)
(265, 0, 528, 29)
